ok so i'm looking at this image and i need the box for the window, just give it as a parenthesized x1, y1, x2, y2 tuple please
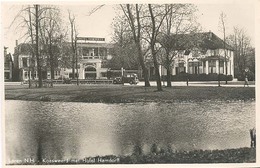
(22, 58, 28, 67)
(179, 63, 184, 67)
(34, 71, 37, 78)
(208, 60, 216, 73)
(55, 71, 60, 76)
(24, 71, 28, 79)
(94, 48, 98, 56)
(219, 60, 224, 74)
(82, 48, 89, 56)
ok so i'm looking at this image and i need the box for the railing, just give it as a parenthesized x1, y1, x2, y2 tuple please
(23, 79, 114, 85)
(71, 79, 113, 84)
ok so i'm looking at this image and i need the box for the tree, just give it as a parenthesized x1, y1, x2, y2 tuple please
(109, 15, 139, 70)
(120, 4, 150, 87)
(11, 5, 64, 87)
(148, 4, 167, 91)
(219, 11, 228, 84)
(35, 5, 42, 87)
(39, 6, 64, 81)
(68, 10, 78, 80)
(158, 4, 198, 87)
(227, 27, 254, 80)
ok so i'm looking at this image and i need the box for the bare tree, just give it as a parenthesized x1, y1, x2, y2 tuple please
(11, 5, 63, 87)
(148, 4, 170, 91)
(159, 4, 198, 87)
(110, 15, 139, 70)
(120, 4, 150, 87)
(219, 11, 228, 84)
(68, 10, 76, 80)
(227, 27, 254, 80)
(39, 6, 63, 82)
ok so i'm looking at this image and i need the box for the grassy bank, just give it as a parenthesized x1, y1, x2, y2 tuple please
(8, 147, 255, 165)
(119, 147, 256, 164)
(5, 84, 255, 103)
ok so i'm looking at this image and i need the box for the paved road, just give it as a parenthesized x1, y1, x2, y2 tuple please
(133, 81, 255, 87)
(4, 81, 255, 87)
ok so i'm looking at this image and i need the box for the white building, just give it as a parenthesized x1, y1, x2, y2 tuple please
(61, 37, 113, 79)
(13, 37, 113, 81)
(156, 32, 234, 79)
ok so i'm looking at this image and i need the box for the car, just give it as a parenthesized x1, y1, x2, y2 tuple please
(113, 77, 122, 84)
(113, 74, 139, 85)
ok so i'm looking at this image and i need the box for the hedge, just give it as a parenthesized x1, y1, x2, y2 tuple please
(148, 73, 233, 81)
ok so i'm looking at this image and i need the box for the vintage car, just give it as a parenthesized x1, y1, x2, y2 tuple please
(113, 73, 139, 84)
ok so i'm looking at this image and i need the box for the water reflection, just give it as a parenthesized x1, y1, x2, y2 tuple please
(5, 100, 255, 163)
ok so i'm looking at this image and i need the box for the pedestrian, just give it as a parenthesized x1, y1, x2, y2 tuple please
(250, 127, 256, 148)
(244, 75, 249, 87)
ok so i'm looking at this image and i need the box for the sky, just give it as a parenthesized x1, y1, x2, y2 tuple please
(1, 1, 256, 54)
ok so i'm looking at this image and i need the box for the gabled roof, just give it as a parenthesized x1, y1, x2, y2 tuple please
(160, 32, 233, 51)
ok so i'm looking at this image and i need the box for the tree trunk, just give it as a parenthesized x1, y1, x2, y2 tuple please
(148, 4, 162, 91)
(137, 42, 150, 87)
(35, 5, 43, 88)
(49, 41, 54, 80)
(165, 51, 172, 87)
(71, 21, 75, 79)
(152, 49, 162, 91)
(72, 54, 75, 79)
(166, 68, 171, 87)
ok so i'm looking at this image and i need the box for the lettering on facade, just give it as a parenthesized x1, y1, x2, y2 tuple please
(77, 37, 105, 41)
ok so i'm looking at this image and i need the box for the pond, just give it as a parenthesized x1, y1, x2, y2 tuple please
(5, 100, 255, 163)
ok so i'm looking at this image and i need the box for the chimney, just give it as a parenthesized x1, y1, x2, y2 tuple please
(4, 46, 8, 56)
(16, 40, 18, 46)
(208, 30, 212, 40)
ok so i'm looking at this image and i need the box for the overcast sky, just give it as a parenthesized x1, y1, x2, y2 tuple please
(1, 1, 256, 54)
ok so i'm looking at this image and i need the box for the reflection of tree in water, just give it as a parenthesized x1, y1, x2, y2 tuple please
(114, 104, 177, 156)
(114, 105, 148, 155)
(116, 103, 195, 154)
(30, 102, 82, 164)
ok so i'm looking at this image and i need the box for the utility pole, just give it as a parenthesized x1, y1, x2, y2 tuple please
(218, 56, 221, 87)
(75, 37, 79, 86)
(224, 39, 228, 84)
(29, 57, 31, 88)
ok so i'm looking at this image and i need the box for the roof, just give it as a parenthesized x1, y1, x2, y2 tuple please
(14, 42, 114, 55)
(160, 32, 233, 51)
(76, 42, 114, 48)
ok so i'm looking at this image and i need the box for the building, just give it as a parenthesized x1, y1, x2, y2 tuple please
(13, 32, 234, 82)
(61, 37, 113, 79)
(13, 43, 37, 81)
(13, 37, 113, 81)
(156, 32, 234, 80)
(4, 47, 13, 81)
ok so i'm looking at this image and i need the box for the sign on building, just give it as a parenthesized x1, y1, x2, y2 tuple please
(77, 37, 105, 42)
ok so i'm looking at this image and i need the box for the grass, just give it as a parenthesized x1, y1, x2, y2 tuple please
(8, 147, 256, 164)
(5, 84, 255, 103)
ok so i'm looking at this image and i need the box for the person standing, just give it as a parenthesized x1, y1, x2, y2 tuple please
(244, 68, 249, 87)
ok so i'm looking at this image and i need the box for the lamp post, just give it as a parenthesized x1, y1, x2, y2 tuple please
(121, 67, 124, 85)
(28, 57, 31, 88)
(218, 56, 221, 87)
(75, 38, 79, 86)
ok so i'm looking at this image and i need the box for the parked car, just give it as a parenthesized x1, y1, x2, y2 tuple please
(113, 77, 122, 84)
(113, 73, 139, 85)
